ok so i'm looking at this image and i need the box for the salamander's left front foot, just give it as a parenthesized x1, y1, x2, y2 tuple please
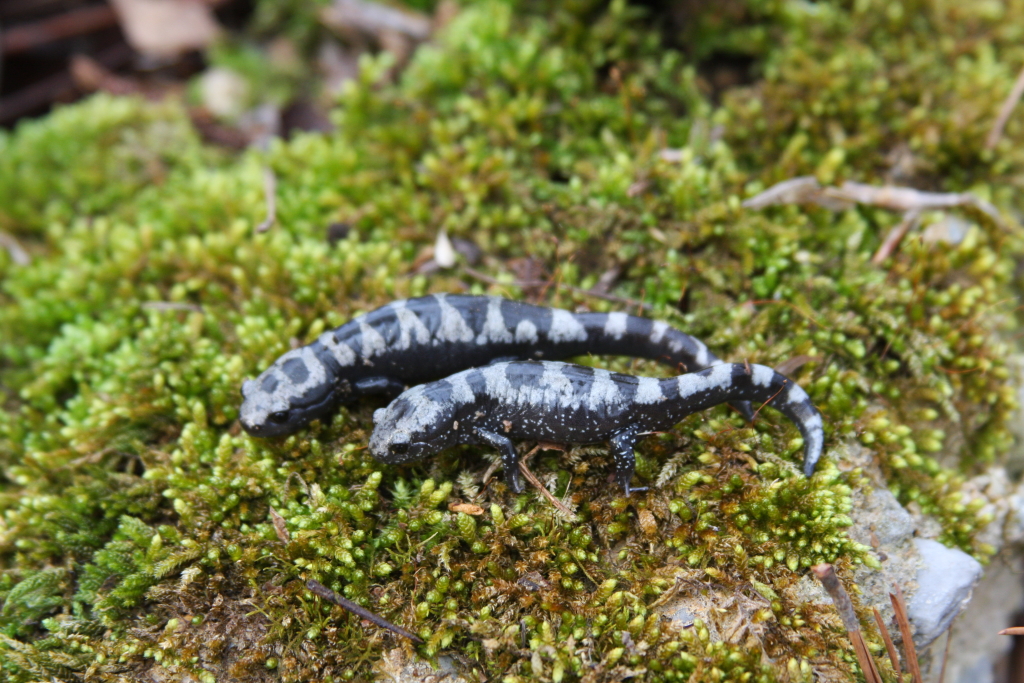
(474, 427, 525, 493)
(610, 426, 646, 495)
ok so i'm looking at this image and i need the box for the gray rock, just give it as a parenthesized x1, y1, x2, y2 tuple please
(908, 538, 983, 647)
(845, 481, 920, 630)
(855, 485, 916, 546)
(929, 560, 1024, 683)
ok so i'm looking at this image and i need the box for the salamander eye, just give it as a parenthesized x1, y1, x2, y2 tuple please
(390, 443, 409, 455)
(268, 411, 290, 424)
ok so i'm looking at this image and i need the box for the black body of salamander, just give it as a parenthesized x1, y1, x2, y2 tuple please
(240, 294, 753, 436)
(369, 360, 824, 494)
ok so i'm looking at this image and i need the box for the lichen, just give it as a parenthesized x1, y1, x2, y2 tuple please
(1, 0, 1022, 681)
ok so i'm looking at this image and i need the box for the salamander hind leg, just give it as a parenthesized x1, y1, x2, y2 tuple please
(474, 428, 525, 494)
(609, 426, 648, 495)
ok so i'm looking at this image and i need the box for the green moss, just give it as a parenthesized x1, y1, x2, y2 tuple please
(0, 96, 216, 236)
(1, 0, 1022, 680)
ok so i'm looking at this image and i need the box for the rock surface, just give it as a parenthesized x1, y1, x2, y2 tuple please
(930, 560, 1024, 683)
(908, 538, 983, 647)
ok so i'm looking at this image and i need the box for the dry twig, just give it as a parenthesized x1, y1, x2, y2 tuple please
(998, 626, 1024, 636)
(3, 5, 118, 55)
(0, 232, 30, 265)
(872, 606, 901, 675)
(811, 564, 883, 683)
(938, 615, 956, 683)
(986, 63, 1024, 150)
(744, 177, 1004, 229)
(517, 445, 576, 518)
(306, 579, 423, 643)
(872, 209, 922, 264)
(890, 584, 923, 683)
(741, 176, 852, 211)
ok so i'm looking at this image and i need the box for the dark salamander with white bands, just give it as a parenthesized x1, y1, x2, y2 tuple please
(369, 360, 824, 494)
(240, 294, 754, 436)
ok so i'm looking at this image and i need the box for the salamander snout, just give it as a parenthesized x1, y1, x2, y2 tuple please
(368, 428, 434, 464)
(368, 390, 459, 464)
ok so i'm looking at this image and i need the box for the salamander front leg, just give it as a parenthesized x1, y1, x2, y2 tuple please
(352, 376, 408, 400)
(609, 426, 648, 495)
(474, 428, 524, 493)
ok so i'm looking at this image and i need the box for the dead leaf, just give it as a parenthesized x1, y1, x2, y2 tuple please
(638, 508, 658, 537)
(434, 228, 456, 268)
(449, 502, 484, 515)
(269, 507, 290, 543)
(109, 0, 221, 58)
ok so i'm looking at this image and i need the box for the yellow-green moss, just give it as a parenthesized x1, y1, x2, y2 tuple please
(1, 0, 1022, 681)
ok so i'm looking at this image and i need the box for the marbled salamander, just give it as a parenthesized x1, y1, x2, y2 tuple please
(240, 294, 753, 436)
(369, 360, 824, 494)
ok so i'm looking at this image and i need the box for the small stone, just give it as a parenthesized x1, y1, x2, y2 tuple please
(854, 486, 915, 547)
(908, 538, 983, 647)
(326, 222, 351, 245)
(199, 67, 249, 119)
(663, 602, 696, 627)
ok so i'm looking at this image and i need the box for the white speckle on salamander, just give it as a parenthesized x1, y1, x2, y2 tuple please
(481, 363, 513, 399)
(478, 296, 513, 344)
(447, 372, 476, 404)
(801, 410, 824, 465)
(708, 363, 733, 388)
(752, 364, 774, 387)
(391, 299, 431, 349)
(434, 294, 475, 344)
(539, 362, 580, 409)
(634, 376, 664, 404)
(318, 330, 356, 367)
(692, 340, 711, 368)
(587, 368, 620, 409)
(548, 309, 587, 343)
(677, 362, 732, 397)
(650, 320, 669, 344)
(785, 381, 808, 406)
(359, 319, 388, 358)
(603, 312, 628, 340)
(514, 319, 538, 344)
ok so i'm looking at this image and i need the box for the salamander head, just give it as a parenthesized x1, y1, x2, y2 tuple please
(239, 347, 339, 437)
(369, 385, 459, 464)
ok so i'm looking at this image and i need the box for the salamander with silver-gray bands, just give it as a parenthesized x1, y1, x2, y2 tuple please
(240, 294, 754, 436)
(370, 360, 824, 494)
